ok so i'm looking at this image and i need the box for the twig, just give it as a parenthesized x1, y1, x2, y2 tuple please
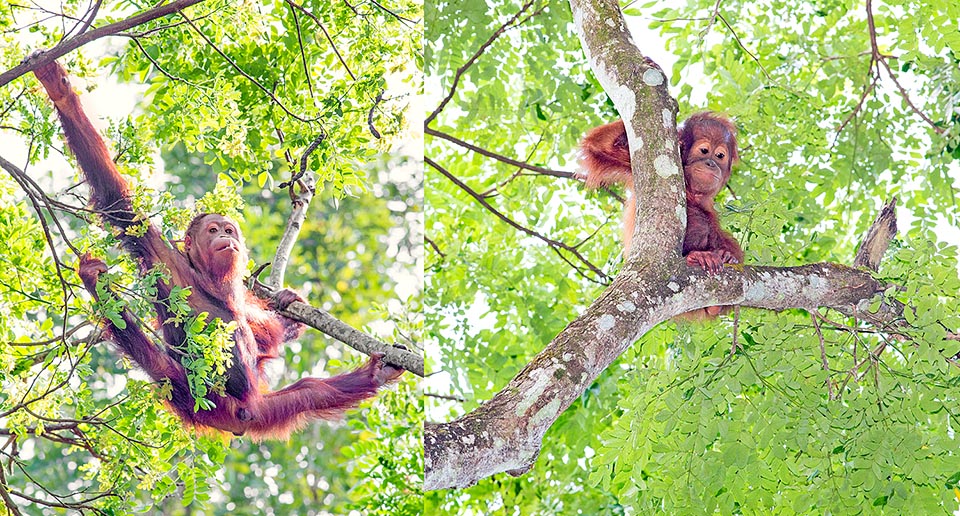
(426, 0, 538, 126)
(426, 156, 610, 284)
(178, 11, 315, 123)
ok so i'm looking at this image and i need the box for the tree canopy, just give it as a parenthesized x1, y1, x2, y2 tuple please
(0, 1, 422, 514)
(425, 0, 960, 514)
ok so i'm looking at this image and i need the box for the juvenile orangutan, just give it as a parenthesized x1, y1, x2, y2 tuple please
(580, 112, 743, 317)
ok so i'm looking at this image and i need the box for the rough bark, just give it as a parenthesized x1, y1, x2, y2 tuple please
(425, 261, 889, 490)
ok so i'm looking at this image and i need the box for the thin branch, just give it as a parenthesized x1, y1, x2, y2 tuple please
(876, 57, 944, 134)
(0, 467, 24, 516)
(426, 393, 467, 402)
(128, 37, 201, 89)
(425, 236, 445, 258)
(178, 11, 315, 123)
(287, 3, 314, 97)
(60, 0, 102, 44)
(716, 13, 773, 83)
(697, 0, 722, 40)
(367, 0, 418, 27)
(285, 0, 356, 80)
(426, 127, 574, 180)
(811, 313, 834, 399)
(425, 0, 538, 126)
(426, 156, 610, 284)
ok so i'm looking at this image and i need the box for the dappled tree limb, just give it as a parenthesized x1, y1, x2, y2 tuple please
(253, 284, 424, 376)
(425, 261, 892, 490)
(424, 0, 912, 490)
(0, 0, 208, 88)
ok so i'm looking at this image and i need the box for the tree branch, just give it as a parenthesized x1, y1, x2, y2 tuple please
(425, 261, 888, 490)
(425, 0, 540, 126)
(426, 156, 610, 284)
(269, 132, 325, 289)
(425, 127, 574, 180)
(253, 285, 424, 377)
(282, 300, 424, 377)
(0, 0, 209, 88)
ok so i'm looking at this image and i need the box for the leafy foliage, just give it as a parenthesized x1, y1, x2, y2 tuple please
(426, 0, 960, 514)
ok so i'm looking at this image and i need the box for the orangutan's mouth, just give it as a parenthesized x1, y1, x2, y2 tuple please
(215, 240, 239, 253)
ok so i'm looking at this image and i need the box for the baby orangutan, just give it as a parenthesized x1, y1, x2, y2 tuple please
(580, 112, 744, 318)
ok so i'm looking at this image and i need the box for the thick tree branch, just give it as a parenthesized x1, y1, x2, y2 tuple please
(0, 0, 209, 88)
(425, 261, 887, 490)
(570, 0, 684, 263)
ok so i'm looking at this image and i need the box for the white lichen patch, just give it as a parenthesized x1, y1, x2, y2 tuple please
(745, 271, 779, 301)
(662, 108, 673, 128)
(608, 84, 636, 126)
(462, 434, 475, 445)
(643, 68, 664, 86)
(809, 275, 827, 289)
(531, 398, 562, 427)
(597, 313, 616, 331)
(802, 274, 827, 299)
(562, 353, 574, 361)
(654, 155, 677, 177)
(515, 367, 555, 416)
(744, 280, 766, 300)
(676, 204, 685, 223)
(616, 300, 637, 313)
(668, 281, 681, 292)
